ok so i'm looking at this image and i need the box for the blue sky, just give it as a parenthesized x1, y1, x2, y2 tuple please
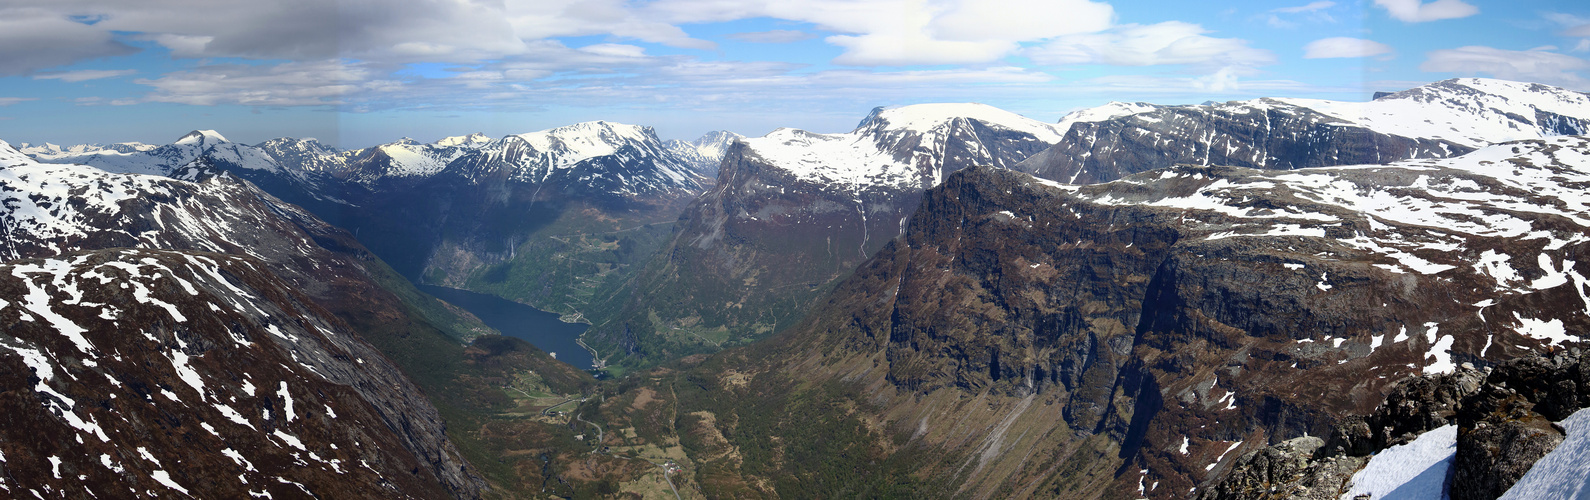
(1, 0, 1587, 149)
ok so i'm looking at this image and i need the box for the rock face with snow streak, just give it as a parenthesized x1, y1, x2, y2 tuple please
(1017, 78, 1590, 184)
(0, 249, 454, 498)
(585, 103, 1065, 365)
(715, 136, 1590, 498)
(0, 140, 486, 497)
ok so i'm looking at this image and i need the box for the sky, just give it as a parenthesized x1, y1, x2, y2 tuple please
(0, 0, 1587, 149)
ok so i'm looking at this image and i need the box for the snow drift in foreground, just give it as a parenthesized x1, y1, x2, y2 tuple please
(1340, 425, 1456, 500)
(1500, 407, 1590, 499)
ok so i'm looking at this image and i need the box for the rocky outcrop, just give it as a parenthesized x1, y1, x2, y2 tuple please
(1318, 370, 1486, 457)
(1201, 369, 1482, 499)
(1206, 350, 1590, 500)
(1452, 353, 1590, 500)
(1196, 436, 1365, 500)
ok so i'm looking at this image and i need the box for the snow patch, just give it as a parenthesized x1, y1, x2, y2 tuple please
(1500, 407, 1590, 499)
(1340, 424, 1456, 500)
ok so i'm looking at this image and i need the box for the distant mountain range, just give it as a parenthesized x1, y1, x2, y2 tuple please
(7, 76, 1590, 498)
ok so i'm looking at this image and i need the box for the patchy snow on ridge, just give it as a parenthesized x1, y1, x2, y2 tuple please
(1274, 78, 1590, 149)
(1080, 136, 1590, 282)
(861, 103, 1065, 143)
(1055, 101, 1161, 134)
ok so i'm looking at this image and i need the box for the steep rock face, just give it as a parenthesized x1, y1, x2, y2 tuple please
(1017, 78, 1590, 184)
(585, 104, 1066, 366)
(0, 140, 486, 497)
(0, 249, 451, 498)
(743, 136, 1590, 498)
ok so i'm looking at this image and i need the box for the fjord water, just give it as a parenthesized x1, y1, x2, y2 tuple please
(417, 285, 595, 370)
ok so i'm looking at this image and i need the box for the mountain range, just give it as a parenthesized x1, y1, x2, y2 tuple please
(5, 77, 1590, 498)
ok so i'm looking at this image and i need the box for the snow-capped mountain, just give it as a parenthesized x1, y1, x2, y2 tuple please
(31, 129, 285, 177)
(0, 139, 485, 497)
(665, 130, 744, 178)
(1019, 78, 1590, 184)
(744, 103, 1063, 190)
(18, 121, 712, 283)
(442, 121, 704, 197)
(433, 132, 492, 148)
(18, 140, 157, 158)
(585, 103, 1065, 364)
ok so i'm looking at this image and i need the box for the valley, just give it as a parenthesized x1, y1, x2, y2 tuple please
(4, 77, 1590, 499)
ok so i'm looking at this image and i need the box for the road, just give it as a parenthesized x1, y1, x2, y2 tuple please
(577, 410, 681, 500)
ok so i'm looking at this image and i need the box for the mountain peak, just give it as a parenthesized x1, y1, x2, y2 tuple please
(0, 139, 36, 168)
(852, 103, 1064, 143)
(174, 129, 229, 146)
(433, 132, 491, 148)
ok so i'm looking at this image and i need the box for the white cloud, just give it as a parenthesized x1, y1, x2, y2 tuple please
(508, 0, 715, 50)
(725, 30, 818, 44)
(133, 60, 403, 106)
(651, 0, 1113, 66)
(1028, 22, 1274, 69)
(578, 44, 649, 59)
(928, 0, 1114, 42)
(1304, 37, 1393, 59)
(1373, 0, 1478, 23)
(827, 34, 1014, 66)
(1076, 73, 1315, 95)
(0, 8, 137, 75)
(1273, 1, 1335, 14)
(32, 69, 137, 82)
(1421, 46, 1588, 89)
(0, 97, 38, 106)
(1568, 24, 1590, 37)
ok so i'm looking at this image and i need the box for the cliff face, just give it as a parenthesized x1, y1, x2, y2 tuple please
(739, 136, 1590, 497)
(586, 105, 1064, 367)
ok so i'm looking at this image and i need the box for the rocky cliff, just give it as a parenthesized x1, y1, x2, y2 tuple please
(668, 135, 1590, 498)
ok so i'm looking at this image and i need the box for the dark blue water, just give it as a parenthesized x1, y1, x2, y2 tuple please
(418, 285, 595, 370)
